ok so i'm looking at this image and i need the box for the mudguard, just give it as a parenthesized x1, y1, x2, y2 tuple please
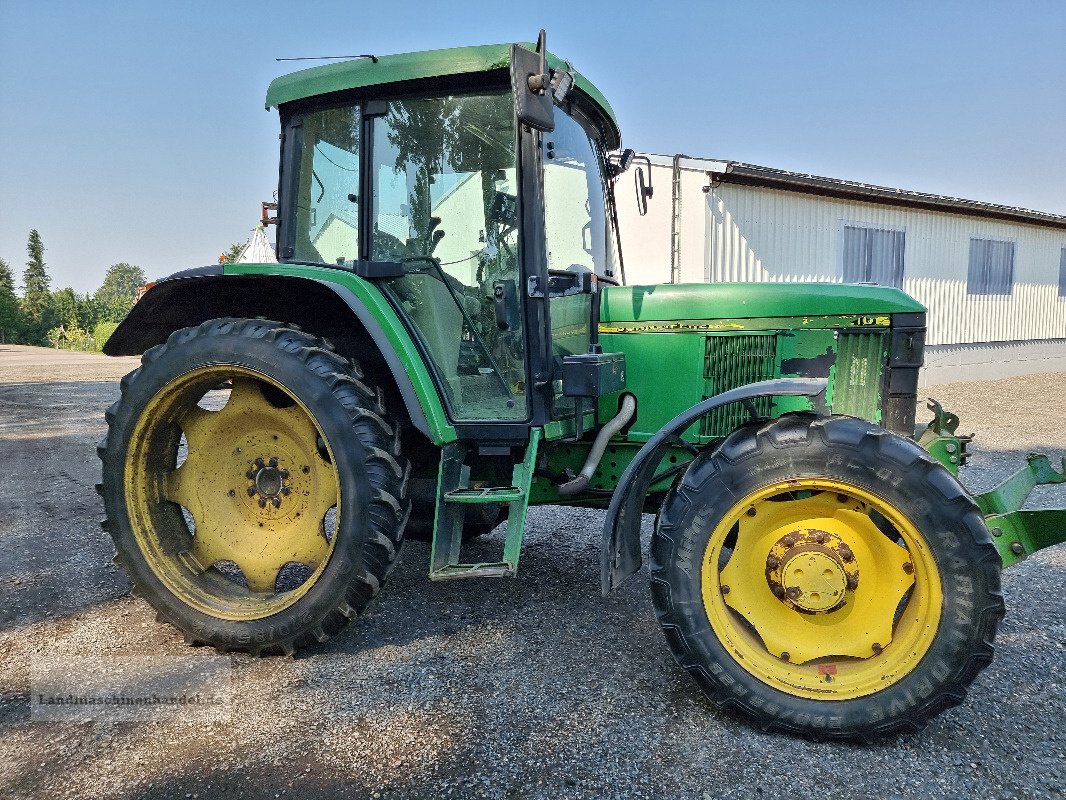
(104, 266, 456, 445)
(600, 378, 829, 595)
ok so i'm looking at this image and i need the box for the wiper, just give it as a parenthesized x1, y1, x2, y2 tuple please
(399, 254, 516, 403)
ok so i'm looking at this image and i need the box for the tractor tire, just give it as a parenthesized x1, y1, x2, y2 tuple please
(651, 413, 1004, 740)
(98, 318, 411, 656)
(403, 480, 506, 542)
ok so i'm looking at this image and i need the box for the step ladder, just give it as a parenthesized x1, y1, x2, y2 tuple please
(429, 429, 541, 580)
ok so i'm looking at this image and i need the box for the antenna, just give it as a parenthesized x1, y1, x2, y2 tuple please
(276, 54, 378, 63)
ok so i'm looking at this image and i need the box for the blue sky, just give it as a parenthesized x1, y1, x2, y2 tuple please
(1, 0, 1063, 294)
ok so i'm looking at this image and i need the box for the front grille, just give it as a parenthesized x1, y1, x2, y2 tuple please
(701, 334, 777, 437)
(834, 332, 887, 421)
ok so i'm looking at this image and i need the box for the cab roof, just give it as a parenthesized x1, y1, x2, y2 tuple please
(265, 42, 619, 144)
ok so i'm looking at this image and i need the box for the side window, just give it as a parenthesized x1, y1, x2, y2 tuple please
(542, 114, 617, 279)
(1058, 246, 1066, 298)
(967, 238, 1015, 295)
(292, 107, 361, 265)
(842, 225, 905, 288)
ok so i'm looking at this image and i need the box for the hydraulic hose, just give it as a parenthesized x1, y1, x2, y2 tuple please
(558, 393, 637, 498)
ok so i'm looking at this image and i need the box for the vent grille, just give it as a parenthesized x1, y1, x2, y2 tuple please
(834, 332, 886, 421)
(701, 334, 777, 438)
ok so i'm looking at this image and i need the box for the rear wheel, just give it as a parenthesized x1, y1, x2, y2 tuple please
(651, 414, 1003, 739)
(98, 318, 410, 655)
(403, 479, 506, 542)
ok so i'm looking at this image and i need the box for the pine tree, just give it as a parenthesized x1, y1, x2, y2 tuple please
(0, 256, 24, 343)
(22, 229, 51, 321)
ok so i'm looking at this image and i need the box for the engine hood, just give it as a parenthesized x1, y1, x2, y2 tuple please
(600, 282, 925, 324)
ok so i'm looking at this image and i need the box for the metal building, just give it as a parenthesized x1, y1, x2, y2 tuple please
(616, 154, 1066, 384)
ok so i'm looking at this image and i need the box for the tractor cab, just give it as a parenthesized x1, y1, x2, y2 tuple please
(270, 36, 624, 439)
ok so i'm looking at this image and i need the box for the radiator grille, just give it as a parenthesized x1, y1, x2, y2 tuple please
(701, 334, 777, 438)
(834, 332, 886, 421)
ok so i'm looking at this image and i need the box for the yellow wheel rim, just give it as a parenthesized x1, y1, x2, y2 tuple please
(124, 365, 340, 621)
(701, 479, 943, 700)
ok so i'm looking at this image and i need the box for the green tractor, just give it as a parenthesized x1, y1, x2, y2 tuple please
(97, 34, 1065, 739)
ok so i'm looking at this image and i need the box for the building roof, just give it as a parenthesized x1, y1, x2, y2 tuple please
(643, 153, 1066, 231)
(265, 43, 618, 135)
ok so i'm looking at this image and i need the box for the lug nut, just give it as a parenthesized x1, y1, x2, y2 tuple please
(839, 547, 854, 563)
(228, 489, 236, 497)
(721, 585, 730, 595)
(846, 574, 858, 590)
(280, 469, 290, 479)
(272, 497, 281, 508)
(782, 535, 797, 547)
(246, 469, 256, 479)
(255, 458, 265, 468)
(872, 642, 883, 654)
(258, 498, 267, 508)
(746, 507, 757, 517)
(902, 562, 914, 574)
(268, 457, 278, 468)
(247, 486, 256, 496)
(772, 585, 786, 598)
(766, 555, 780, 569)
(780, 652, 790, 661)
(1010, 542, 1025, 555)
(281, 486, 291, 496)
(837, 493, 849, 503)
(786, 586, 801, 599)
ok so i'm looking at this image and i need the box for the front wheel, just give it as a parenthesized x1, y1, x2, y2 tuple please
(651, 414, 1004, 739)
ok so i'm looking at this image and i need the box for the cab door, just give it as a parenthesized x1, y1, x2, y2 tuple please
(541, 109, 620, 420)
(366, 91, 530, 424)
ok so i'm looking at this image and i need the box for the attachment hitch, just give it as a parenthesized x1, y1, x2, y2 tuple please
(977, 453, 1066, 568)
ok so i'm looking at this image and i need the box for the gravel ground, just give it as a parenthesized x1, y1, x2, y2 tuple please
(0, 343, 1063, 800)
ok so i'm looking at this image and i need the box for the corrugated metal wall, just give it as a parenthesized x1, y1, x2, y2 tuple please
(618, 163, 1066, 346)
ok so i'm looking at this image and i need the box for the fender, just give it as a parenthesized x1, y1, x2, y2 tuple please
(104, 264, 457, 445)
(600, 378, 829, 595)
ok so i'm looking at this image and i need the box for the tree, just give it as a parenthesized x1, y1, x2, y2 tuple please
(221, 242, 244, 263)
(52, 287, 98, 331)
(94, 262, 146, 323)
(22, 229, 51, 321)
(0, 257, 24, 343)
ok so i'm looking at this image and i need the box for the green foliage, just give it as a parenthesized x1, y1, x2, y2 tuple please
(221, 243, 244, 263)
(22, 230, 52, 321)
(94, 263, 146, 323)
(52, 287, 99, 331)
(1, 231, 148, 345)
(93, 320, 120, 351)
(0, 257, 25, 343)
(46, 321, 94, 351)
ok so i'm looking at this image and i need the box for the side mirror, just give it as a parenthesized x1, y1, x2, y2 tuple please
(635, 166, 654, 216)
(511, 30, 555, 132)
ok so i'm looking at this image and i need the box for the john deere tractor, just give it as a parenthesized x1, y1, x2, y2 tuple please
(98, 34, 1065, 739)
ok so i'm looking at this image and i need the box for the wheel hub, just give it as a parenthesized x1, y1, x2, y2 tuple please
(765, 527, 858, 614)
(247, 457, 291, 508)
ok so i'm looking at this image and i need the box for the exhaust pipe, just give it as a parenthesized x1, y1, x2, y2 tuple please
(558, 394, 637, 497)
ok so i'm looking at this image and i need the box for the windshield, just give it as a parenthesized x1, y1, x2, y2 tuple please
(370, 92, 527, 421)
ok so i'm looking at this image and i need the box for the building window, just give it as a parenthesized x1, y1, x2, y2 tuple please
(1059, 247, 1066, 297)
(967, 238, 1014, 295)
(842, 225, 905, 287)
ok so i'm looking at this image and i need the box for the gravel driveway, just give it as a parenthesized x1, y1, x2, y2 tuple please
(1, 344, 1063, 799)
